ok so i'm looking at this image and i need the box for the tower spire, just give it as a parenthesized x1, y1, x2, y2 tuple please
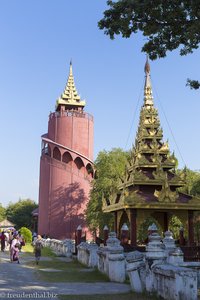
(144, 55, 153, 107)
(56, 61, 85, 111)
(69, 59, 73, 75)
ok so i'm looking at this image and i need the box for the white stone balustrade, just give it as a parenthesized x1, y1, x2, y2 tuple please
(43, 226, 199, 300)
(153, 264, 197, 300)
(62, 239, 74, 258)
(77, 242, 99, 268)
(97, 246, 108, 274)
(178, 261, 200, 288)
(42, 238, 74, 257)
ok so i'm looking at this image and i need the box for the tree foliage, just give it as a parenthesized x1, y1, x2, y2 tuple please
(169, 215, 183, 240)
(137, 217, 162, 243)
(177, 167, 200, 196)
(6, 199, 38, 229)
(99, 0, 200, 88)
(86, 148, 130, 236)
(0, 203, 6, 222)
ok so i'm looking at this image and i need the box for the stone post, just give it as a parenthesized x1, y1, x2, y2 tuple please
(120, 223, 129, 246)
(126, 251, 145, 293)
(168, 247, 184, 265)
(163, 230, 176, 262)
(145, 224, 166, 292)
(88, 242, 99, 268)
(63, 239, 73, 258)
(107, 232, 126, 282)
(103, 225, 109, 246)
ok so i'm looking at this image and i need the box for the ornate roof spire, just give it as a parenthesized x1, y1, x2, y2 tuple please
(144, 55, 154, 107)
(56, 61, 85, 110)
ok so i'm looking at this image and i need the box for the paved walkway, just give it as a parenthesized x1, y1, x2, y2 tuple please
(0, 251, 131, 300)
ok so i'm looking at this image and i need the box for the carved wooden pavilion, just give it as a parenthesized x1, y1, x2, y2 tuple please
(103, 59, 200, 246)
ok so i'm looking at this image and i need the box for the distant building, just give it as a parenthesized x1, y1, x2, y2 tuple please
(0, 219, 15, 230)
(38, 62, 94, 239)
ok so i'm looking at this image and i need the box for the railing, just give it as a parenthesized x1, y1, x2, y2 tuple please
(49, 110, 93, 121)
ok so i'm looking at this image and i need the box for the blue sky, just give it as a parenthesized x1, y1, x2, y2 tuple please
(0, 1, 199, 206)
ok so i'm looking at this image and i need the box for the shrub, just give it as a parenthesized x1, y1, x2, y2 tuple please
(20, 227, 32, 243)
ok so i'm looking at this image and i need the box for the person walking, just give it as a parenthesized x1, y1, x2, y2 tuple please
(0, 231, 6, 252)
(33, 235, 43, 265)
(10, 234, 20, 263)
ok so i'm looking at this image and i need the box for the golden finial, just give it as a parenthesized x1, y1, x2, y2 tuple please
(69, 59, 73, 75)
(143, 55, 153, 107)
(144, 54, 150, 74)
(55, 61, 85, 110)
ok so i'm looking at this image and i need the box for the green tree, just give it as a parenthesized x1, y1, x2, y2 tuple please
(86, 148, 130, 236)
(191, 177, 200, 196)
(177, 168, 200, 195)
(0, 203, 6, 222)
(6, 199, 38, 229)
(169, 215, 183, 240)
(98, 0, 200, 89)
(137, 217, 162, 243)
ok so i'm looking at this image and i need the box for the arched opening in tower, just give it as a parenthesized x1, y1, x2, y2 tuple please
(86, 163, 94, 178)
(53, 147, 61, 161)
(62, 151, 73, 164)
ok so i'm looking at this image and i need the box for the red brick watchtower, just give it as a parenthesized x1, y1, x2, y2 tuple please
(38, 62, 94, 239)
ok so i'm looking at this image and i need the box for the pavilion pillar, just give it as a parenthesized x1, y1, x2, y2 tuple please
(130, 209, 137, 247)
(188, 210, 194, 245)
(114, 211, 118, 237)
(163, 212, 168, 232)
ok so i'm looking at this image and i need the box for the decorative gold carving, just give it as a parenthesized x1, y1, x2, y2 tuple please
(149, 128, 157, 136)
(154, 174, 178, 203)
(152, 164, 166, 180)
(160, 141, 169, 152)
(164, 153, 176, 165)
(135, 154, 149, 165)
(138, 140, 149, 151)
(157, 128, 163, 137)
(151, 152, 162, 164)
(150, 138, 160, 151)
(144, 115, 160, 125)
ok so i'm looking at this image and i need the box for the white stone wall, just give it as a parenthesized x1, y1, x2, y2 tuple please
(45, 227, 199, 300)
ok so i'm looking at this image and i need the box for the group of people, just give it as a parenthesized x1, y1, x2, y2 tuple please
(0, 230, 25, 263)
(0, 229, 43, 265)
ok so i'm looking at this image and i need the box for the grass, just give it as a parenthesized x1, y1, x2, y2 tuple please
(24, 245, 109, 283)
(41, 246, 57, 257)
(36, 259, 109, 282)
(22, 244, 57, 257)
(21, 243, 34, 255)
(58, 293, 159, 300)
